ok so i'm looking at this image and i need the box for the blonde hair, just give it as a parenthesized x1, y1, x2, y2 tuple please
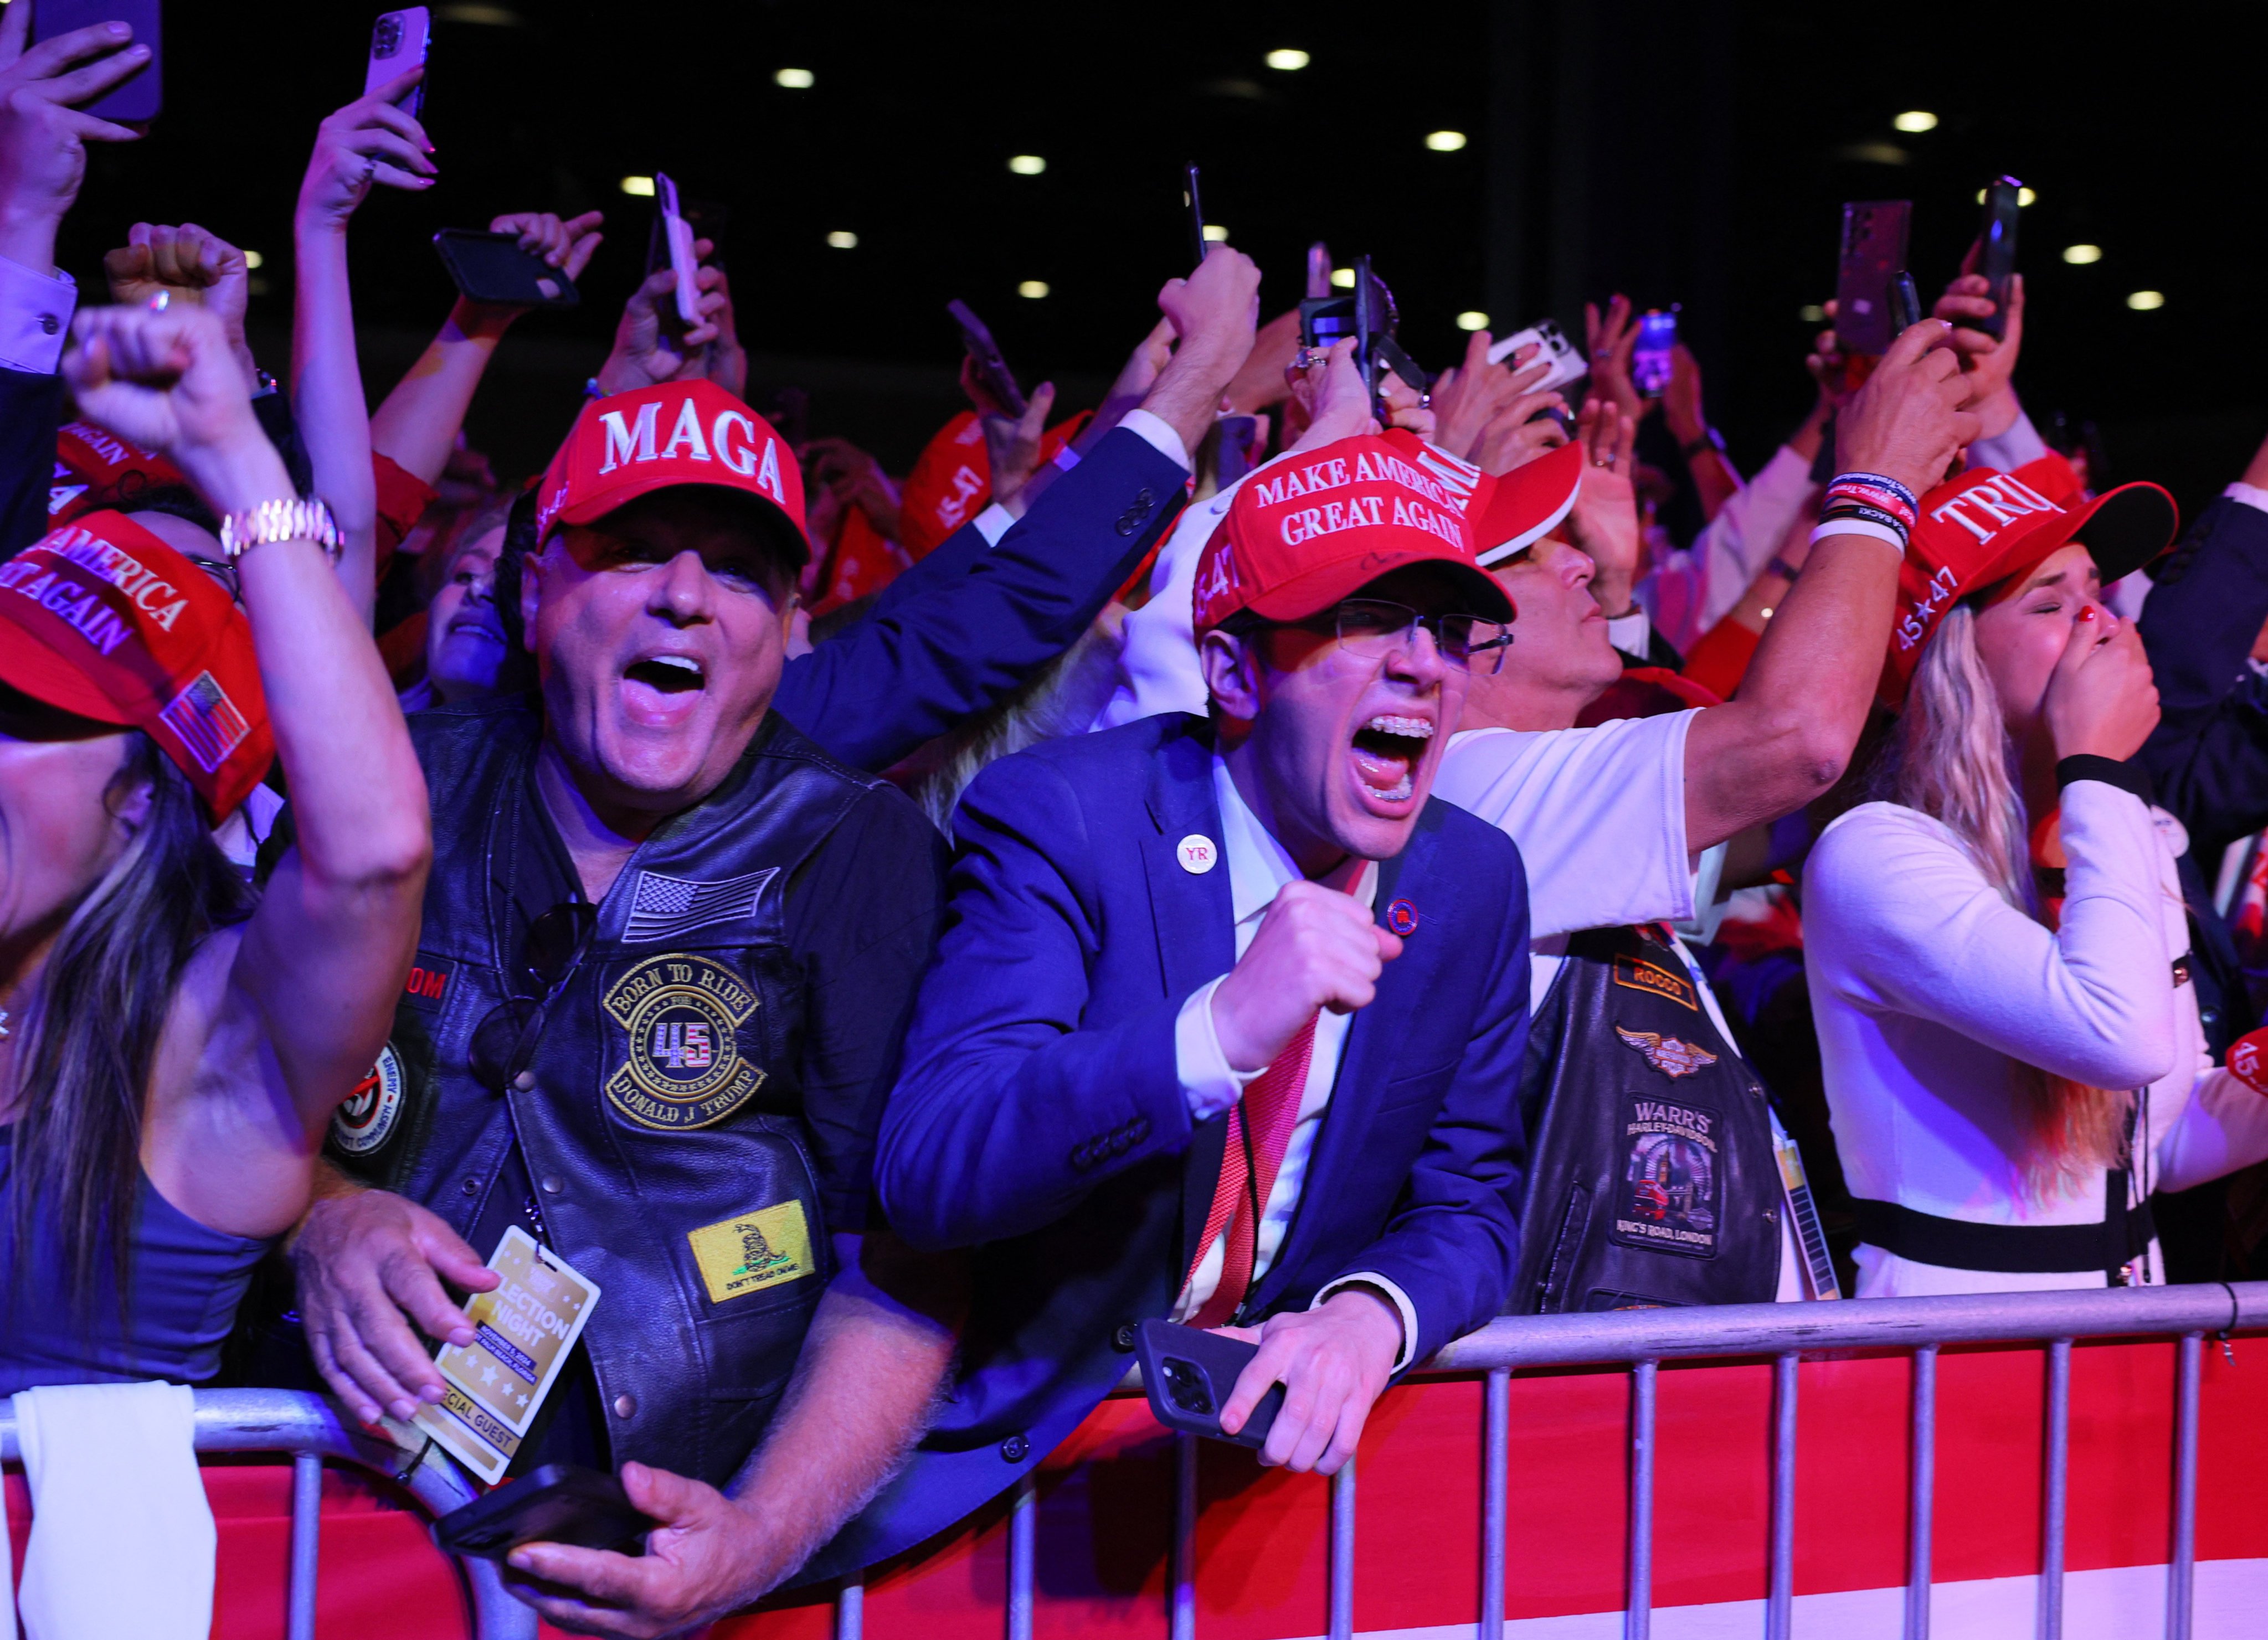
(1888, 603, 2132, 1197)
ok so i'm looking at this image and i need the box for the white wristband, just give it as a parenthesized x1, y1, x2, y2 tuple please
(1811, 518, 1906, 554)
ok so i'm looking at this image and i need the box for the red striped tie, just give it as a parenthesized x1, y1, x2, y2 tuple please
(1187, 1014, 1318, 1328)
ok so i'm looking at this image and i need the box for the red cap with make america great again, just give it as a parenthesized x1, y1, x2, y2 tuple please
(1191, 432, 1512, 633)
(535, 380, 809, 566)
(0, 510, 272, 818)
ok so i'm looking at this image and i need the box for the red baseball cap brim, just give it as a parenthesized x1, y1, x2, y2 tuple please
(0, 630, 138, 725)
(1241, 548, 1514, 626)
(1974, 479, 2179, 598)
(1474, 441, 1585, 567)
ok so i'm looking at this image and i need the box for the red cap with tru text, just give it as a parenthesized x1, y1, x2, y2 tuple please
(1191, 432, 1513, 633)
(1880, 456, 2178, 707)
(0, 510, 272, 818)
(535, 380, 809, 566)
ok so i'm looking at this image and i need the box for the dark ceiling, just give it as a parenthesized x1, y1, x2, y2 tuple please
(53, 0, 2268, 513)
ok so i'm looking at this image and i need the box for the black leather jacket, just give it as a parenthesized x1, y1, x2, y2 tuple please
(332, 698, 942, 1487)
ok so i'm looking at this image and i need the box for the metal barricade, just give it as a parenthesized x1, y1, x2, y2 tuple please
(901, 1280, 2265, 1640)
(0, 1387, 532, 1640)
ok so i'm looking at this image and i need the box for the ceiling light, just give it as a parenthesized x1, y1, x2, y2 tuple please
(2062, 243, 2102, 265)
(1976, 185, 2036, 206)
(1798, 303, 1827, 323)
(826, 231, 857, 249)
(774, 67, 815, 89)
(1202, 224, 1230, 242)
(1007, 154, 1046, 176)
(1019, 280, 1050, 299)
(619, 176, 655, 197)
(435, 3, 521, 21)
(1330, 267, 1355, 289)
(241, 250, 264, 270)
(1425, 130, 1468, 152)
(1892, 110, 1937, 133)
(1266, 48, 1310, 70)
(2127, 290, 2165, 311)
(1456, 311, 1489, 332)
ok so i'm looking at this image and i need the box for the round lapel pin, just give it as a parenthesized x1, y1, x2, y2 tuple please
(1387, 898, 1419, 936)
(1176, 834, 1219, 875)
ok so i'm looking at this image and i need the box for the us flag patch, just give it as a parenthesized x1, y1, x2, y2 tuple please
(158, 671, 250, 772)
(624, 866, 777, 945)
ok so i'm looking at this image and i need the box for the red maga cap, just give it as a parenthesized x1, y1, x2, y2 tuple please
(1881, 456, 2178, 707)
(1472, 441, 1585, 567)
(0, 511, 272, 818)
(1191, 433, 1511, 633)
(49, 420, 188, 528)
(535, 381, 808, 563)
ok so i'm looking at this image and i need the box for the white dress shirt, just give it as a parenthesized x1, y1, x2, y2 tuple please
(1165, 757, 1421, 1366)
(0, 253, 76, 375)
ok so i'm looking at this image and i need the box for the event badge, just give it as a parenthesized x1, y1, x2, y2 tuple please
(409, 1226, 600, 1484)
(1768, 1113, 1842, 1302)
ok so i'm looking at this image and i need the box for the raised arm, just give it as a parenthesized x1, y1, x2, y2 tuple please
(1682, 319, 1979, 851)
(290, 68, 435, 622)
(371, 210, 603, 484)
(65, 302, 430, 1138)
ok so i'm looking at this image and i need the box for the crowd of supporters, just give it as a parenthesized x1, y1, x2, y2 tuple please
(7, 11, 2268, 1634)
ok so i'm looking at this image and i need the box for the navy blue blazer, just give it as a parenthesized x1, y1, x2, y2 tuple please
(808, 712, 1532, 1576)
(773, 425, 1184, 772)
(0, 365, 61, 559)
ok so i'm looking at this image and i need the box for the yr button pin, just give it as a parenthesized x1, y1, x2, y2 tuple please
(1177, 834, 1219, 875)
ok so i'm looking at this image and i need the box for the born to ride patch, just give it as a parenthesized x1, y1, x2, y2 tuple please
(686, 1200, 817, 1304)
(1611, 952, 1698, 1011)
(1611, 1095, 1721, 1260)
(332, 1043, 406, 1156)
(601, 953, 764, 1130)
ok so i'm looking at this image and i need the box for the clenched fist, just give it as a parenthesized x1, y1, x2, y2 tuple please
(1210, 880, 1401, 1072)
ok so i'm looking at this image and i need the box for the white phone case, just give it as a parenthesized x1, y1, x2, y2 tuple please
(657, 173, 702, 327)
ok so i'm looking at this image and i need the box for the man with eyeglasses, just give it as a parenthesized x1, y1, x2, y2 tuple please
(801, 431, 1533, 1574)
(1429, 320, 1982, 1312)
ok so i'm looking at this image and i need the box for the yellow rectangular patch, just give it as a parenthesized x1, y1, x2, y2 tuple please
(687, 1200, 817, 1304)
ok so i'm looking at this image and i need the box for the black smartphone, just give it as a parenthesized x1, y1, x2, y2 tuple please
(434, 1464, 657, 1562)
(1182, 162, 1207, 269)
(947, 298, 1026, 417)
(1974, 176, 2022, 341)
(1136, 1319, 1284, 1450)
(432, 230, 579, 310)
(1299, 258, 1424, 422)
(32, 0, 160, 122)
(1833, 200, 1911, 357)
(362, 7, 428, 122)
(1889, 269, 1923, 336)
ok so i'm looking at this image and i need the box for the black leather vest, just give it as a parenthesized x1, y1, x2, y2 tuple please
(331, 700, 884, 1487)
(1509, 925, 1782, 1313)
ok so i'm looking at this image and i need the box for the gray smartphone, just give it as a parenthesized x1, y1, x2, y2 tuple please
(31, 0, 160, 122)
(363, 7, 429, 121)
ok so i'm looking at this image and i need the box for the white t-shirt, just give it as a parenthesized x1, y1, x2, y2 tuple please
(1433, 714, 1808, 1300)
(1804, 785, 2268, 1296)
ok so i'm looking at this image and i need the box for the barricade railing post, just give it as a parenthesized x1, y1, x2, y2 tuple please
(2040, 1339, 2070, 1640)
(287, 1449, 322, 1640)
(1482, 1366, 1509, 1640)
(1906, 1344, 1937, 1640)
(1171, 1431, 1197, 1640)
(2167, 1330, 2202, 1640)
(1007, 1472, 1036, 1640)
(1329, 1453, 1356, 1640)
(1767, 1351, 1798, 1640)
(836, 1575, 864, 1640)
(1627, 1357, 1656, 1640)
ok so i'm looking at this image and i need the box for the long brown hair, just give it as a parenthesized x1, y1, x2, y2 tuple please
(1878, 602, 2132, 1197)
(8, 733, 253, 1321)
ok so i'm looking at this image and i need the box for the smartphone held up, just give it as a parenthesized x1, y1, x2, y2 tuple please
(363, 6, 430, 118)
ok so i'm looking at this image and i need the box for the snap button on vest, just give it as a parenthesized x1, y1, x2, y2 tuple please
(460, 1177, 479, 1197)
(614, 1394, 637, 1419)
(541, 1175, 563, 1195)
(1112, 1323, 1138, 1352)
(1000, 1434, 1030, 1462)
(513, 1071, 536, 1091)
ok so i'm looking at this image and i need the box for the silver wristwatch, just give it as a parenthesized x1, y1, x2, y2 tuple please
(219, 497, 344, 565)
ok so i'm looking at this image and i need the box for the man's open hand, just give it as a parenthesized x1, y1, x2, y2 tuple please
(1209, 880, 1400, 1073)
(289, 1187, 497, 1425)
(1832, 319, 1980, 499)
(1215, 1287, 1403, 1474)
(0, 8, 146, 271)
(1933, 266, 2026, 439)
(598, 237, 745, 398)
(505, 1461, 791, 1638)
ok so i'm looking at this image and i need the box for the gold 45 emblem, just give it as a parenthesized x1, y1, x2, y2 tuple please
(601, 954, 764, 1130)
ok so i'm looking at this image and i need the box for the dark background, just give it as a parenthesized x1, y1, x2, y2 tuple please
(52, 0, 2268, 517)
